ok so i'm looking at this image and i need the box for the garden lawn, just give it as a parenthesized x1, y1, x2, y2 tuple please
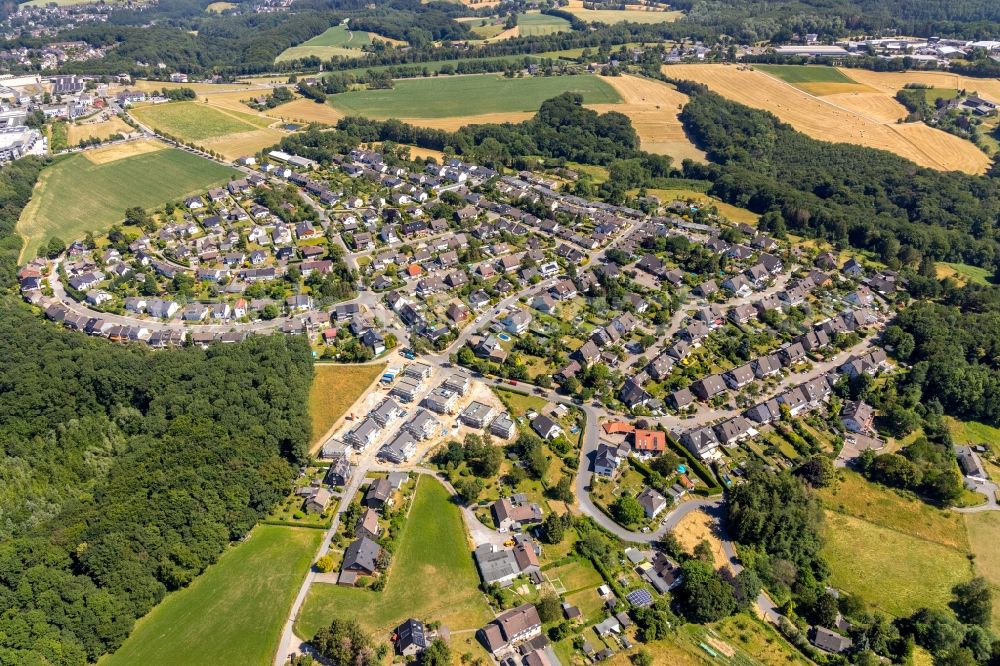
(822, 510, 973, 618)
(17, 147, 236, 261)
(327, 74, 620, 118)
(101, 525, 322, 666)
(545, 558, 602, 593)
(310, 363, 386, 446)
(130, 102, 260, 141)
(296, 476, 492, 644)
(494, 387, 548, 417)
(817, 470, 969, 551)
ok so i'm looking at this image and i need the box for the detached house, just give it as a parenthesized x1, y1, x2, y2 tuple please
(841, 400, 875, 433)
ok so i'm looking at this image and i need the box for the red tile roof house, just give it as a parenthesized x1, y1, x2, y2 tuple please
(632, 429, 666, 458)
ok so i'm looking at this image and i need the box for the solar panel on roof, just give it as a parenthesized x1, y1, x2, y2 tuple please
(626, 589, 653, 607)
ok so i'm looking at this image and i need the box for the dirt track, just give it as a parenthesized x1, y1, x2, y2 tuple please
(666, 64, 990, 174)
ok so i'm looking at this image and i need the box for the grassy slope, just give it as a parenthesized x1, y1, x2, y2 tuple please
(303, 25, 371, 47)
(823, 510, 973, 617)
(296, 476, 492, 642)
(964, 511, 1000, 632)
(17, 149, 236, 261)
(757, 64, 858, 84)
(309, 363, 386, 446)
(938, 262, 994, 286)
(276, 25, 370, 62)
(817, 470, 969, 551)
(327, 74, 620, 118)
(102, 525, 322, 666)
(130, 102, 259, 141)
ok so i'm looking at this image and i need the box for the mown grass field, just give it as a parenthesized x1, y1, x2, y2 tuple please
(310, 363, 386, 447)
(823, 510, 973, 617)
(276, 24, 371, 62)
(102, 525, 322, 666)
(130, 101, 264, 141)
(757, 64, 858, 85)
(17, 144, 236, 261)
(296, 476, 491, 649)
(516, 12, 572, 35)
(946, 417, 1000, 452)
(327, 74, 620, 119)
(757, 64, 873, 95)
(818, 470, 969, 551)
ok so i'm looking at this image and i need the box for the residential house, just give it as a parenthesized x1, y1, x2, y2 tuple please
(637, 487, 668, 519)
(342, 536, 382, 576)
(490, 413, 517, 439)
(841, 400, 875, 433)
(364, 478, 393, 510)
(531, 414, 563, 440)
(668, 387, 695, 411)
(461, 401, 497, 429)
(680, 428, 721, 461)
(713, 416, 756, 446)
(379, 430, 417, 464)
(594, 442, 629, 477)
(691, 375, 727, 401)
(394, 619, 428, 658)
(504, 310, 532, 335)
(478, 604, 543, 655)
(346, 417, 382, 449)
(632, 429, 666, 457)
(493, 494, 544, 532)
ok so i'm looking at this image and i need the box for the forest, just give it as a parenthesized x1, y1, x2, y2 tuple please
(0, 304, 314, 665)
(0, 148, 314, 665)
(670, 81, 1000, 274)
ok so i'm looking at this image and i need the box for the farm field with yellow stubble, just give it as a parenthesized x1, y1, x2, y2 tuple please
(665, 64, 991, 174)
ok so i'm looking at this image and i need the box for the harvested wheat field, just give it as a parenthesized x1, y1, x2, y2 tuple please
(67, 116, 134, 144)
(821, 91, 908, 123)
(666, 64, 990, 174)
(398, 111, 535, 130)
(82, 138, 166, 165)
(128, 79, 257, 95)
(277, 98, 343, 124)
(840, 68, 1000, 105)
(589, 74, 706, 162)
(201, 127, 286, 160)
